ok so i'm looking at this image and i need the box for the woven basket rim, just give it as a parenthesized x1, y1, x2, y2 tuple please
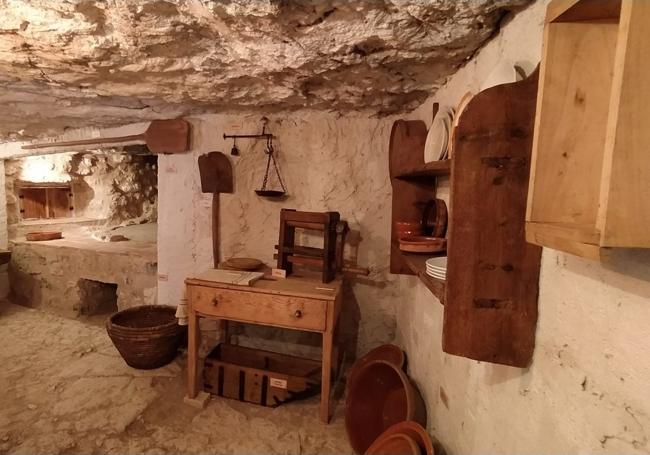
(107, 305, 178, 332)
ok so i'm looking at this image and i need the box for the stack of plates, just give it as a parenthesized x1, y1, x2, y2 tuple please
(425, 257, 447, 280)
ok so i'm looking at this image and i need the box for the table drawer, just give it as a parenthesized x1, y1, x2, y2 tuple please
(190, 285, 328, 332)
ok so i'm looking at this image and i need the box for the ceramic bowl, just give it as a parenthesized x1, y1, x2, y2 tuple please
(347, 344, 406, 388)
(346, 360, 427, 454)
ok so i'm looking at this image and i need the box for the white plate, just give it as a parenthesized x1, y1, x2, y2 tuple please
(440, 109, 454, 160)
(427, 273, 446, 281)
(424, 108, 452, 163)
(427, 272, 447, 280)
(426, 266, 446, 272)
(426, 267, 446, 274)
(426, 257, 447, 268)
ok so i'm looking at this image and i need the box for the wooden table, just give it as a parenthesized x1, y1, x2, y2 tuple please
(185, 271, 343, 423)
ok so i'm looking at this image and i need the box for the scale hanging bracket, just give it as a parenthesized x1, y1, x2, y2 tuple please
(222, 118, 287, 198)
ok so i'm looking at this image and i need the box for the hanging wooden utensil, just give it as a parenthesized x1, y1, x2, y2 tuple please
(22, 119, 190, 154)
(255, 135, 287, 198)
(198, 152, 233, 268)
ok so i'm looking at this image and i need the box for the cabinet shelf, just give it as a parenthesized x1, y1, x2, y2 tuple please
(400, 252, 446, 304)
(395, 160, 451, 180)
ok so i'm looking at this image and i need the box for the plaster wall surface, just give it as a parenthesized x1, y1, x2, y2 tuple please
(399, 1, 650, 453)
(157, 112, 400, 358)
(0, 160, 8, 297)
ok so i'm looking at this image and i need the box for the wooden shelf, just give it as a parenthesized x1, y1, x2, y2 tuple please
(400, 252, 446, 304)
(395, 160, 451, 180)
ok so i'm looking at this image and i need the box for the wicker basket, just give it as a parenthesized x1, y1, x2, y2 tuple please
(106, 305, 186, 370)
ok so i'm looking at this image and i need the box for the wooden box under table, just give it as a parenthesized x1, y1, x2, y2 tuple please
(203, 343, 321, 407)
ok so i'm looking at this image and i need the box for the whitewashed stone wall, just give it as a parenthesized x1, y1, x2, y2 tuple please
(0, 161, 8, 297)
(400, 2, 650, 453)
(157, 112, 400, 358)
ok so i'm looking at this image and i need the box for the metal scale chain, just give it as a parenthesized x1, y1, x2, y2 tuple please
(260, 135, 286, 192)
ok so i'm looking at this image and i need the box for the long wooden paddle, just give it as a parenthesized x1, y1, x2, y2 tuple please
(198, 152, 234, 268)
(22, 119, 190, 154)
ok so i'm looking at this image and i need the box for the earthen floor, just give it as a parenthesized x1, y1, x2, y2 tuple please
(0, 303, 352, 454)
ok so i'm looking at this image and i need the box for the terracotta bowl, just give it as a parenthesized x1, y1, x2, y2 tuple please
(365, 433, 421, 455)
(394, 221, 424, 238)
(345, 360, 427, 454)
(348, 344, 406, 387)
(394, 220, 422, 231)
(26, 231, 62, 241)
(396, 229, 425, 238)
(375, 421, 436, 455)
(398, 236, 446, 254)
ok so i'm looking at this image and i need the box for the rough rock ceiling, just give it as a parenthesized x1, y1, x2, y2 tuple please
(0, 0, 530, 140)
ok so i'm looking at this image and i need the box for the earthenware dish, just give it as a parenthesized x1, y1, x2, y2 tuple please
(398, 236, 446, 254)
(346, 360, 427, 454)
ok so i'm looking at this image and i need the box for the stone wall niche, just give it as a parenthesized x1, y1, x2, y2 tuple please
(5, 151, 157, 239)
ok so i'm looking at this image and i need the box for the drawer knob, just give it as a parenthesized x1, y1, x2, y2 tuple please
(211, 298, 218, 306)
(294, 309, 303, 318)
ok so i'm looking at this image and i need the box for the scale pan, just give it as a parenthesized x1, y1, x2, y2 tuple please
(255, 190, 286, 198)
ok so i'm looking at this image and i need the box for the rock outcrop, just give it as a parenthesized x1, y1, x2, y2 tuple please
(0, 0, 530, 139)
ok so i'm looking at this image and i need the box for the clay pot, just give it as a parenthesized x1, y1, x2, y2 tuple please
(398, 230, 425, 238)
(348, 344, 406, 386)
(345, 360, 427, 454)
(394, 220, 424, 238)
(372, 421, 436, 455)
(26, 231, 62, 241)
(398, 236, 446, 254)
(365, 433, 421, 455)
(394, 220, 422, 230)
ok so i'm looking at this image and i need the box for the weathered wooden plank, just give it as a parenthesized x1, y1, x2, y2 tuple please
(442, 70, 542, 368)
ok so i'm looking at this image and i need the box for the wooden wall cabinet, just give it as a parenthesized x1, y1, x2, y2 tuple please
(526, 0, 650, 260)
(389, 71, 542, 367)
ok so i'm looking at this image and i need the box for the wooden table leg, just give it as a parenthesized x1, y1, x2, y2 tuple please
(187, 309, 200, 398)
(320, 328, 334, 423)
(222, 320, 231, 344)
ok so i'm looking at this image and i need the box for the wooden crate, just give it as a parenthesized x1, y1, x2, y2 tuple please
(203, 344, 321, 407)
(526, 0, 650, 259)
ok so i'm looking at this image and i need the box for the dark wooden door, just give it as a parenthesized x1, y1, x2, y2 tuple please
(19, 186, 72, 220)
(20, 187, 47, 219)
(48, 187, 71, 218)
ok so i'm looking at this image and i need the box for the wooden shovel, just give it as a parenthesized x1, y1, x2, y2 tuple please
(198, 152, 233, 268)
(22, 119, 190, 154)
